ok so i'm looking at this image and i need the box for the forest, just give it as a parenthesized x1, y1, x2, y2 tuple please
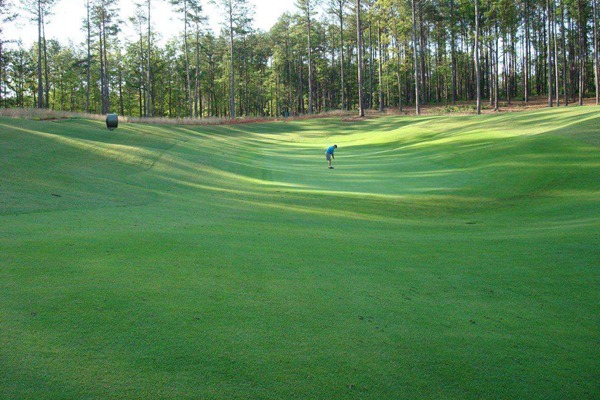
(0, 0, 598, 119)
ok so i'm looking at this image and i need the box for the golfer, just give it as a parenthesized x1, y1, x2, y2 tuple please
(325, 145, 337, 169)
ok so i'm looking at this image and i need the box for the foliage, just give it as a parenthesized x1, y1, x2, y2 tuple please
(0, 0, 599, 116)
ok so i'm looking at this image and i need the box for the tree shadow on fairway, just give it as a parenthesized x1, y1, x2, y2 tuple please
(545, 112, 600, 147)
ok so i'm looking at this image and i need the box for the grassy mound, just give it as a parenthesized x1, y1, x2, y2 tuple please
(1, 107, 599, 399)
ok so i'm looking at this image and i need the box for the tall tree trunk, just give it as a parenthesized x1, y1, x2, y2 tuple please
(104, 31, 110, 114)
(475, 0, 481, 114)
(42, 13, 49, 109)
(524, 0, 530, 102)
(411, 0, 420, 115)
(369, 25, 374, 109)
(553, 0, 560, 106)
(183, 0, 193, 117)
(506, 35, 511, 103)
(137, 22, 145, 116)
(286, 35, 292, 114)
(229, 1, 235, 118)
(512, 33, 518, 102)
(396, 38, 403, 112)
(384, 42, 391, 107)
(356, 0, 364, 117)
(561, 0, 568, 106)
(418, 1, 426, 104)
(101, 11, 110, 115)
(578, 0, 584, 105)
(195, 29, 201, 118)
(86, 0, 91, 113)
(337, 1, 346, 110)
(99, 24, 105, 113)
(450, 0, 457, 104)
(488, 36, 493, 107)
(37, 0, 43, 108)
(275, 71, 279, 116)
(298, 55, 303, 113)
(494, 26, 499, 111)
(547, 0, 553, 106)
(146, 0, 153, 117)
(118, 59, 124, 115)
(594, 0, 599, 104)
(306, 0, 314, 114)
(378, 22, 384, 112)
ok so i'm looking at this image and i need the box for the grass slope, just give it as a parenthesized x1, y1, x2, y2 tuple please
(1, 107, 599, 399)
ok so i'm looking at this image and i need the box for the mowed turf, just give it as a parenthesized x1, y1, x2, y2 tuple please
(1, 107, 599, 399)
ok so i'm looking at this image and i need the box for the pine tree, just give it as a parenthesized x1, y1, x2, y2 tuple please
(296, 0, 319, 114)
(91, 0, 120, 115)
(21, 0, 57, 108)
(0, 0, 16, 107)
(356, 0, 364, 117)
(212, 0, 254, 119)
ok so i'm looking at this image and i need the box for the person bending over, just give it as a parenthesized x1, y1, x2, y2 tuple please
(325, 145, 337, 169)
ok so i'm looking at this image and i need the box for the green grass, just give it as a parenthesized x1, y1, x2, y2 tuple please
(1, 107, 599, 399)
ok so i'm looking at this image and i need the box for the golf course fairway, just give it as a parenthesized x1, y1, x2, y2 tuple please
(1, 107, 599, 399)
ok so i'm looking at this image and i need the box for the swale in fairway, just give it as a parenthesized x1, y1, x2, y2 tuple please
(325, 144, 337, 169)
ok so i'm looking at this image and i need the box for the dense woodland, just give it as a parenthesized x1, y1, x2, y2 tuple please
(0, 0, 598, 118)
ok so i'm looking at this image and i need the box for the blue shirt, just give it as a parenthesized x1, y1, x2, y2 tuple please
(326, 146, 336, 155)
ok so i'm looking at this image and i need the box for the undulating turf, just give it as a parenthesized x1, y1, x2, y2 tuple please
(1, 107, 599, 399)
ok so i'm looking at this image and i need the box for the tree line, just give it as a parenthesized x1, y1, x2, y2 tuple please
(0, 0, 598, 119)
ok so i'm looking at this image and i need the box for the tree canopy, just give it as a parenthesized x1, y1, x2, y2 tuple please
(0, 0, 598, 118)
